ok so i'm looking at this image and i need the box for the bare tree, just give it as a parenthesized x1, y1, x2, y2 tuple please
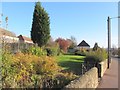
(69, 36, 77, 48)
(5, 16, 8, 29)
(0, 13, 3, 27)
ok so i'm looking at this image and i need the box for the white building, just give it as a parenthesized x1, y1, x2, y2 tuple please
(0, 28, 19, 43)
(77, 40, 90, 50)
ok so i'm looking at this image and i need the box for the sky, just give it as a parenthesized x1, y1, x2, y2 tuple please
(1, 2, 118, 48)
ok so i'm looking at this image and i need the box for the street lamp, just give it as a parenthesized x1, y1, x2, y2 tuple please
(107, 16, 120, 69)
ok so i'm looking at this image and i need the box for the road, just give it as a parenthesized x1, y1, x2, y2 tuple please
(97, 57, 119, 89)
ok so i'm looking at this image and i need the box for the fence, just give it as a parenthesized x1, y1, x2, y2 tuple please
(1, 42, 34, 53)
(81, 62, 95, 75)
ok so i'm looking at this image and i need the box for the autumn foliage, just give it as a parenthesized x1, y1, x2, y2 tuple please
(2, 50, 77, 88)
(2, 51, 60, 88)
(55, 38, 71, 53)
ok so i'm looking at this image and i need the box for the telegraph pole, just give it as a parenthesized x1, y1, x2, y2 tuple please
(107, 16, 111, 69)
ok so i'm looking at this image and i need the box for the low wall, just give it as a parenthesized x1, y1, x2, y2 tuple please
(64, 67, 98, 88)
(98, 59, 108, 78)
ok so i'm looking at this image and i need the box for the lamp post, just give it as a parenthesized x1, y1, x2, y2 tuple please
(107, 16, 120, 69)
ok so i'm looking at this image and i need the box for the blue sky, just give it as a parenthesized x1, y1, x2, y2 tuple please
(1, 2, 118, 48)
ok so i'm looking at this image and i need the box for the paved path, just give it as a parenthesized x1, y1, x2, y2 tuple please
(97, 58, 119, 89)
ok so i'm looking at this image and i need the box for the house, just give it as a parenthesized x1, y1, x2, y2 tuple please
(18, 35, 33, 44)
(0, 28, 19, 43)
(77, 40, 90, 50)
(0, 28, 34, 53)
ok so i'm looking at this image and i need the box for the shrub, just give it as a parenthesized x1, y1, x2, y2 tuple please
(84, 48, 107, 66)
(32, 72, 78, 88)
(2, 52, 61, 88)
(2, 51, 77, 88)
(52, 72, 78, 88)
(46, 47, 60, 56)
(2, 52, 79, 88)
(22, 46, 47, 56)
(45, 42, 60, 56)
(75, 50, 88, 56)
(2, 52, 23, 88)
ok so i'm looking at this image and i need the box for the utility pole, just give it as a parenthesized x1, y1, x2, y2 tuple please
(107, 16, 111, 69)
(107, 16, 120, 69)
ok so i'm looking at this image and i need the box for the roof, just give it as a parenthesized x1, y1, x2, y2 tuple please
(18, 35, 33, 42)
(0, 28, 16, 37)
(78, 40, 90, 47)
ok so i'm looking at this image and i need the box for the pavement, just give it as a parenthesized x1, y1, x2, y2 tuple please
(97, 57, 120, 90)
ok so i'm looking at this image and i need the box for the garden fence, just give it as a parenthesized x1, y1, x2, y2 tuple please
(81, 62, 94, 75)
(1, 42, 34, 53)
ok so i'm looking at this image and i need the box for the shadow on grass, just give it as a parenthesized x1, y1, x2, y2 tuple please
(58, 61, 83, 75)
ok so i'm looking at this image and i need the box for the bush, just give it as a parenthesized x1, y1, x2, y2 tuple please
(75, 50, 88, 56)
(22, 46, 47, 56)
(2, 51, 78, 88)
(84, 48, 107, 66)
(46, 47, 60, 56)
(2, 52, 16, 88)
(52, 72, 78, 88)
(45, 42, 60, 56)
(2, 52, 61, 88)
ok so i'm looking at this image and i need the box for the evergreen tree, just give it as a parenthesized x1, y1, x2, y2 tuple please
(93, 43, 100, 51)
(31, 2, 50, 47)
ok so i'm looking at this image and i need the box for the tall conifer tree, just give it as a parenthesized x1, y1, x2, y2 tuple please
(31, 2, 50, 47)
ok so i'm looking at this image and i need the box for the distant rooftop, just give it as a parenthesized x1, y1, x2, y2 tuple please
(18, 35, 33, 42)
(78, 40, 90, 47)
(0, 28, 16, 37)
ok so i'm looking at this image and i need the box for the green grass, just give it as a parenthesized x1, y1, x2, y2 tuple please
(56, 54, 85, 75)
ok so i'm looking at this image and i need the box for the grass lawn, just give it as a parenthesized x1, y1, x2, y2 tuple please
(56, 54, 85, 75)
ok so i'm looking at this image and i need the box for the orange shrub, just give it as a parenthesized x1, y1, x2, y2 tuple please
(2, 52, 61, 88)
(2, 52, 77, 88)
